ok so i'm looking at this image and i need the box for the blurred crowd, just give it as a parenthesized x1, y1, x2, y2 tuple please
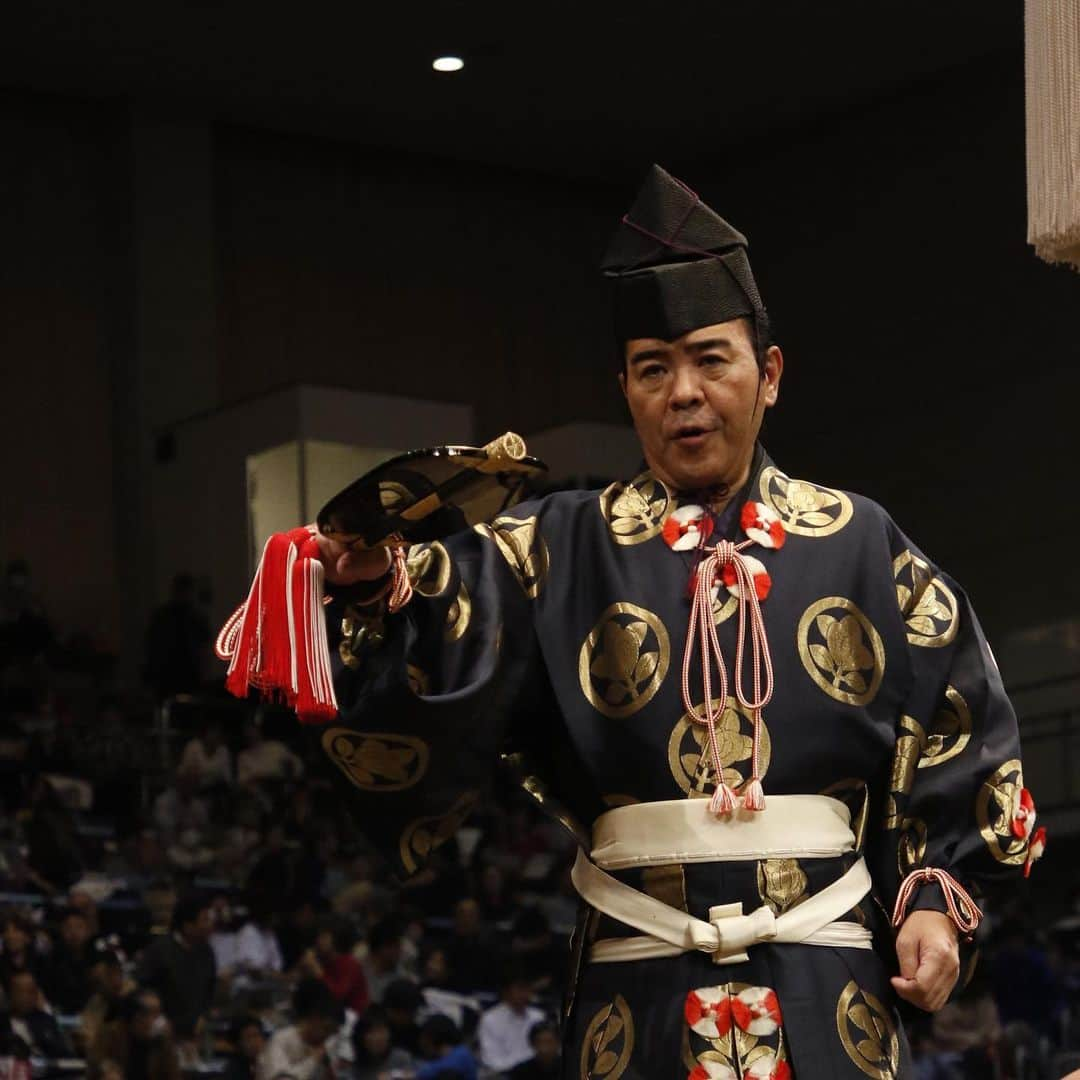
(1, 558, 1079, 1080)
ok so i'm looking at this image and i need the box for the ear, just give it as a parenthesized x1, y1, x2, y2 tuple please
(762, 345, 783, 408)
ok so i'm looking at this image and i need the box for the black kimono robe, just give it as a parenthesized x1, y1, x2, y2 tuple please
(317, 446, 1032, 1080)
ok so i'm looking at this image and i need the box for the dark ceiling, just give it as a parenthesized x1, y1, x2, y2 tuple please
(1, 2, 1023, 180)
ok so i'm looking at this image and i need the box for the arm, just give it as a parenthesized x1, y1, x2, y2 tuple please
(874, 523, 1038, 1009)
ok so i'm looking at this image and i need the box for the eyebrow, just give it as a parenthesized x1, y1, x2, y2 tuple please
(627, 347, 670, 366)
(686, 337, 735, 353)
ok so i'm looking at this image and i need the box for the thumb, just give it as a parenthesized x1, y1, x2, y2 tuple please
(894, 926, 920, 980)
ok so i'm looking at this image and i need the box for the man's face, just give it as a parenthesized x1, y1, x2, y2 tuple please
(239, 1024, 265, 1060)
(61, 913, 90, 950)
(533, 1028, 560, 1064)
(10, 974, 38, 1014)
(184, 908, 214, 944)
(620, 319, 782, 493)
(2, 921, 29, 954)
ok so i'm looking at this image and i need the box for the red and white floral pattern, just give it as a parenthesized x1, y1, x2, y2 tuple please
(1025, 825, 1046, 878)
(731, 986, 783, 1036)
(720, 552, 773, 602)
(1011, 787, 1036, 841)
(744, 1051, 793, 1080)
(685, 987, 733, 1038)
(663, 505, 715, 551)
(740, 502, 786, 549)
(689, 1061, 738, 1080)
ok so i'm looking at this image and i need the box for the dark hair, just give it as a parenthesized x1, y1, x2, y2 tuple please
(292, 978, 343, 1024)
(383, 977, 423, 1013)
(0, 910, 33, 936)
(529, 1019, 558, 1045)
(499, 961, 532, 992)
(351, 1007, 392, 1066)
(230, 1013, 264, 1043)
(367, 916, 401, 953)
(60, 907, 88, 923)
(618, 311, 774, 374)
(420, 1013, 460, 1050)
(171, 893, 210, 933)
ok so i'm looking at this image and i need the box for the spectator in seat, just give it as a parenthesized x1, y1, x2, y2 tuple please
(145, 572, 210, 701)
(0, 970, 70, 1059)
(508, 1021, 561, 1078)
(233, 901, 284, 982)
(477, 967, 544, 1075)
(256, 978, 343, 1080)
(93, 988, 181, 1080)
(41, 906, 95, 1014)
(224, 1014, 265, 1080)
(414, 1014, 477, 1080)
(152, 767, 209, 838)
(135, 893, 216, 1046)
(444, 899, 499, 995)
(299, 921, 368, 1014)
(0, 911, 43, 992)
(360, 918, 411, 1005)
(24, 775, 83, 894)
(81, 949, 134, 1052)
(350, 1007, 413, 1080)
(178, 719, 232, 790)
(383, 979, 423, 1057)
(237, 718, 303, 787)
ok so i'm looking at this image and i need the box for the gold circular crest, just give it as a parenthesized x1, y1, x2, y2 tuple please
(579, 994, 635, 1080)
(759, 466, 853, 538)
(668, 697, 772, 796)
(598, 471, 673, 546)
(579, 603, 670, 719)
(836, 981, 900, 1080)
(406, 542, 452, 597)
(321, 728, 430, 793)
(476, 515, 549, 599)
(897, 816, 927, 876)
(399, 791, 478, 875)
(976, 758, 1028, 865)
(798, 597, 885, 706)
(892, 550, 959, 648)
(920, 686, 972, 767)
(445, 580, 471, 642)
(378, 480, 413, 511)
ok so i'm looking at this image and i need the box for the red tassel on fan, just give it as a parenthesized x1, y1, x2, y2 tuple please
(223, 526, 338, 725)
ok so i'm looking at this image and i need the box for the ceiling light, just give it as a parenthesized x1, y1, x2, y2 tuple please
(432, 56, 465, 73)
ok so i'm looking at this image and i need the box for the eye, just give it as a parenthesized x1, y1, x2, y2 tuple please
(638, 364, 666, 380)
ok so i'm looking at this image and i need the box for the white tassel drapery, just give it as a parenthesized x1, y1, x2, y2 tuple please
(1025, 0, 1080, 269)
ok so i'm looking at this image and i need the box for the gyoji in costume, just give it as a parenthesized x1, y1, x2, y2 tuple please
(220, 166, 1042, 1079)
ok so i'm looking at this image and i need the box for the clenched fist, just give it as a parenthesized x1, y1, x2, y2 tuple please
(890, 910, 960, 1012)
(315, 532, 392, 587)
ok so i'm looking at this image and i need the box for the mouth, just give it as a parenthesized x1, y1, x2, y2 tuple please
(670, 425, 713, 447)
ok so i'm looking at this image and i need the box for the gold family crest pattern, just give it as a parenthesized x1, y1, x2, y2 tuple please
(757, 859, 809, 915)
(321, 729, 429, 793)
(798, 597, 885, 706)
(406, 542, 452, 597)
(893, 550, 959, 648)
(476, 515, 549, 599)
(977, 759, 1029, 865)
(579, 994, 635, 1079)
(399, 791, 478, 875)
(836, 981, 900, 1079)
(598, 471, 673, 546)
(579, 603, 671, 719)
(668, 697, 772, 796)
(758, 466, 853, 537)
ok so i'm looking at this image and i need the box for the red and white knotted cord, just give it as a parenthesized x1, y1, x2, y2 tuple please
(891, 867, 983, 936)
(682, 536, 775, 815)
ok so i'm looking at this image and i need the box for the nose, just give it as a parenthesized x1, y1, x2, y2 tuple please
(669, 364, 705, 410)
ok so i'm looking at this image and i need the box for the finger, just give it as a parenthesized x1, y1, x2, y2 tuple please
(889, 976, 926, 1009)
(894, 927, 919, 980)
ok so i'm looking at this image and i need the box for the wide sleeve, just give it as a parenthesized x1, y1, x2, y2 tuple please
(313, 509, 547, 880)
(872, 522, 1040, 929)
